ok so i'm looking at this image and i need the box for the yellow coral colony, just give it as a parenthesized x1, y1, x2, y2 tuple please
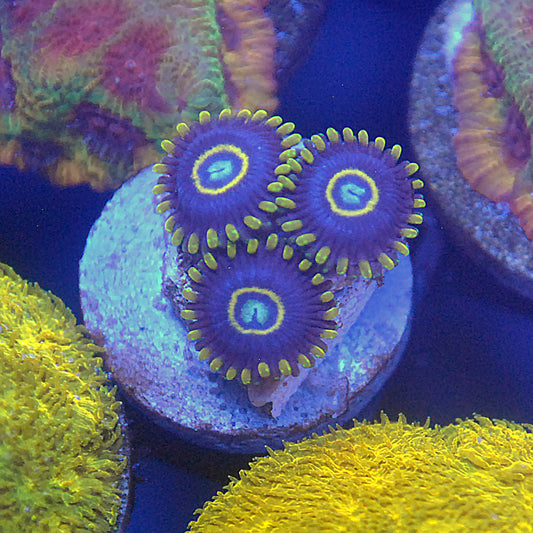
(189, 413, 533, 532)
(0, 263, 126, 532)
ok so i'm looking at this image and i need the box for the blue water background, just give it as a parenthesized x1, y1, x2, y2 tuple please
(1, 1, 532, 531)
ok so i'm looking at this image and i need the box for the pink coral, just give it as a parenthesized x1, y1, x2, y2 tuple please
(36, 0, 131, 59)
(102, 18, 173, 113)
(6, 0, 55, 32)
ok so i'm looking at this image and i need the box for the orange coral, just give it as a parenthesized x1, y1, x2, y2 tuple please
(452, 21, 533, 238)
(474, 0, 533, 147)
(453, 25, 526, 203)
(216, 0, 278, 112)
(0, 139, 24, 169)
(511, 193, 533, 238)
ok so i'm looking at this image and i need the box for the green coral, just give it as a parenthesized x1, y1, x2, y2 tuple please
(474, 0, 533, 191)
(0, 0, 231, 190)
(474, 0, 533, 130)
(189, 413, 533, 532)
(0, 263, 126, 533)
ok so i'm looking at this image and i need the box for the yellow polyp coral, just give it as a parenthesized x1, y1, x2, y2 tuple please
(0, 263, 126, 532)
(188, 413, 533, 532)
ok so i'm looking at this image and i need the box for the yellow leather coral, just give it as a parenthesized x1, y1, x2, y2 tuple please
(189, 413, 533, 532)
(0, 263, 126, 532)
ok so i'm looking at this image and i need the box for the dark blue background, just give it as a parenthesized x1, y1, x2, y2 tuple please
(1, 1, 532, 531)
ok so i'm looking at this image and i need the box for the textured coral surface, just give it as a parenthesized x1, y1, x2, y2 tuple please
(0, 0, 278, 190)
(0, 262, 126, 532)
(153, 109, 423, 385)
(453, 1, 533, 238)
(189, 414, 533, 532)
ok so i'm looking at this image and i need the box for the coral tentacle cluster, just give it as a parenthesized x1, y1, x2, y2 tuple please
(0, 262, 126, 531)
(182, 243, 337, 384)
(0, 0, 278, 190)
(188, 414, 533, 531)
(153, 108, 301, 256)
(154, 109, 423, 384)
(452, 0, 533, 239)
(275, 127, 424, 278)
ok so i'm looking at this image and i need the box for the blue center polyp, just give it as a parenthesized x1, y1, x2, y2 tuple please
(228, 286, 285, 335)
(239, 298, 272, 328)
(206, 158, 234, 183)
(339, 181, 367, 206)
(200, 152, 241, 190)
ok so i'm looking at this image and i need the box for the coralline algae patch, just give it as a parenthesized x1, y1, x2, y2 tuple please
(79, 167, 414, 454)
(188, 414, 533, 532)
(0, 263, 129, 532)
(0, 0, 281, 190)
(409, 0, 533, 299)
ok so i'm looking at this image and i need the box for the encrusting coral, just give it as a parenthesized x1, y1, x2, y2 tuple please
(0, 0, 278, 190)
(188, 413, 533, 532)
(0, 262, 126, 532)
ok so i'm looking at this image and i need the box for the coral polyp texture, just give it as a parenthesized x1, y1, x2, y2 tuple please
(275, 128, 424, 278)
(80, 162, 415, 446)
(182, 242, 338, 384)
(188, 414, 533, 532)
(0, 0, 279, 190)
(452, 0, 533, 238)
(153, 108, 301, 257)
(0, 263, 126, 532)
(216, 0, 278, 112)
(153, 109, 423, 387)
